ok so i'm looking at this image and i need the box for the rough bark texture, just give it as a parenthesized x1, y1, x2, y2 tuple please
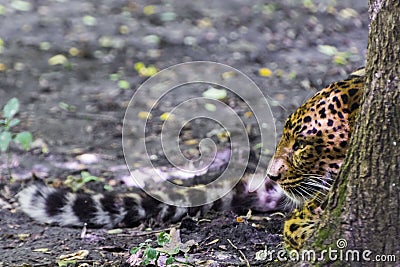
(305, 1, 400, 266)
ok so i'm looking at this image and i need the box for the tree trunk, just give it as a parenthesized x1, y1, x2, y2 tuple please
(305, 1, 400, 266)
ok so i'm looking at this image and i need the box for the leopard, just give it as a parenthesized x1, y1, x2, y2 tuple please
(267, 67, 365, 250)
(18, 67, 364, 252)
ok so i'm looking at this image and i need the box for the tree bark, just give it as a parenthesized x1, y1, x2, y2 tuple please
(305, 1, 400, 266)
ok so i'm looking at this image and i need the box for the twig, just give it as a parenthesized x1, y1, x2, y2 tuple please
(127, 224, 179, 237)
(7, 151, 12, 179)
(130, 228, 171, 237)
(60, 111, 119, 122)
(80, 223, 87, 239)
(227, 238, 250, 267)
(174, 257, 196, 266)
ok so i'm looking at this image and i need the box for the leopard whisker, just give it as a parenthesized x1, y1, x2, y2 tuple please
(287, 187, 308, 204)
(303, 175, 333, 188)
(298, 187, 326, 203)
(285, 192, 302, 209)
(300, 173, 334, 183)
(297, 182, 330, 204)
(307, 176, 333, 183)
(280, 173, 333, 206)
(302, 181, 331, 192)
(283, 189, 303, 208)
(292, 185, 316, 203)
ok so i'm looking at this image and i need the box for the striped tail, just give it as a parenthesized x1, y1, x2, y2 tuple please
(18, 174, 284, 228)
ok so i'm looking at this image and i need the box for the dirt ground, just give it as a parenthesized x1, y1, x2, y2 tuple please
(0, 0, 367, 266)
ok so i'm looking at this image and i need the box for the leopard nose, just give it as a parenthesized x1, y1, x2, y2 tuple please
(267, 157, 285, 182)
(267, 173, 281, 182)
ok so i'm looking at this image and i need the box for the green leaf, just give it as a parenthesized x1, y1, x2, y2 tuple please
(58, 102, 76, 112)
(144, 247, 158, 260)
(118, 80, 130, 90)
(80, 171, 99, 183)
(14, 131, 32, 150)
(0, 131, 12, 152)
(158, 231, 170, 246)
(130, 247, 140, 254)
(160, 12, 176, 22)
(109, 73, 120, 81)
(317, 44, 338, 56)
(334, 52, 351, 65)
(103, 184, 113, 191)
(8, 118, 20, 128)
(3, 98, 19, 119)
(166, 255, 175, 265)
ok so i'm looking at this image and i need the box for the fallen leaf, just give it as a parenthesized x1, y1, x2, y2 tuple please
(118, 80, 130, 90)
(0, 63, 6, 71)
(259, 67, 272, 77)
(76, 153, 100, 164)
(318, 44, 338, 56)
(202, 87, 227, 100)
(59, 250, 89, 260)
(339, 8, 359, 19)
(82, 15, 97, 26)
(107, 229, 123, 234)
(33, 248, 50, 253)
(244, 111, 253, 118)
(221, 71, 236, 80)
(48, 54, 68, 65)
(138, 111, 152, 120)
(204, 103, 216, 112)
(143, 5, 155, 15)
(11, 0, 31, 11)
(69, 47, 80, 56)
(158, 228, 197, 255)
(184, 139, 198, 145)
(160, 112, 173, 121)
(17, 233, 30, 241)
(236, 216, 245, 223)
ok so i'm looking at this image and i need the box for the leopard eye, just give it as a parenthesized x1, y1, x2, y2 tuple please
(293, 141, 300, 151)
(292, 140, 305, 151)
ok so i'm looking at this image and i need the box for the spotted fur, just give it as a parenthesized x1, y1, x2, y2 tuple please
(267, 68, 365, 249)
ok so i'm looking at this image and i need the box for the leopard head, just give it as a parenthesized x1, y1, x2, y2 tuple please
(267, 74, 364, 206)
